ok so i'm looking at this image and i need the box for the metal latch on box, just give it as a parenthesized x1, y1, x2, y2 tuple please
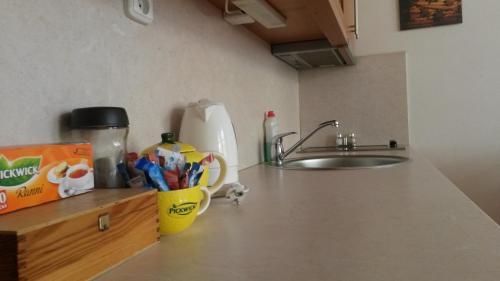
(98, 213, 110, 231)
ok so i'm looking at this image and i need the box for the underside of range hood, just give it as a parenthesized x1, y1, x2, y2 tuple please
(271, 39, 355, 70)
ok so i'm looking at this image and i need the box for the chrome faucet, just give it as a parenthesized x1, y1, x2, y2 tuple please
(273, 120, 340, 165)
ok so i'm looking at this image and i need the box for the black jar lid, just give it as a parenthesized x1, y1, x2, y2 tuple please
(70, 107, 129, 128)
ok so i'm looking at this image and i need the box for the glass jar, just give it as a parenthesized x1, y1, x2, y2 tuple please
(70, 107, 129, 188)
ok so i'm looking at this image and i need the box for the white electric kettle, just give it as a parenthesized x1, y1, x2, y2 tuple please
(179, 100, 240, 194)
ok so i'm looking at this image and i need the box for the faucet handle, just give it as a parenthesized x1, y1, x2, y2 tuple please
(273, 132, 297, 164)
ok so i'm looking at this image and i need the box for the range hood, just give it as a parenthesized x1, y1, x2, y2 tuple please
(271, 39, 355, 70)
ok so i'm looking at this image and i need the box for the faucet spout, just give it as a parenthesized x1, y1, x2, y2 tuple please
(319, 120, 339, 127)
(274, 120, 340, 165)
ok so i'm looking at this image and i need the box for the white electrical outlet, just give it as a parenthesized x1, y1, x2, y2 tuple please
(124, 0, 153, 25)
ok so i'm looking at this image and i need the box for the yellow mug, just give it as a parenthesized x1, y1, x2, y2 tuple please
(157, 185, 211, 235)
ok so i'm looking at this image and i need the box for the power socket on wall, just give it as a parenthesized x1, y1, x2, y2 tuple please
(124, 0, 154, 25)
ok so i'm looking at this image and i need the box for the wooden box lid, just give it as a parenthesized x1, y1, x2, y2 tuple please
(0, 188, 156, 234)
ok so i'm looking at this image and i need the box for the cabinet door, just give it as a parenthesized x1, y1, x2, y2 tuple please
(308, 0, 349, 46)
(341, 0, 359, 41)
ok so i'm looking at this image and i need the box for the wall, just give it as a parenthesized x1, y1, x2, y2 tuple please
(351, 0, 500, 223)
(299, 52, 409, 147)
(0, 0, 299, 169)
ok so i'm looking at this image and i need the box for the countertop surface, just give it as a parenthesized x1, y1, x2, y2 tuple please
(97, 149, 500, 281)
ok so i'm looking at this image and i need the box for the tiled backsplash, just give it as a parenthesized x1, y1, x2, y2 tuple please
(299, 52, 409, 147)
(0, 0, 299, 168)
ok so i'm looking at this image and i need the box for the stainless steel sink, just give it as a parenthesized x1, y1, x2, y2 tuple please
(267, 155, 409, 170)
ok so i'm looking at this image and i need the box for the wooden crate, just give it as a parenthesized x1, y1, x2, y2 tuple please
(0, 188, 159, 281)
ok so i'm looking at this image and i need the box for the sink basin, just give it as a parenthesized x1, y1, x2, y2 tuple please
(267, 155, 409, 170)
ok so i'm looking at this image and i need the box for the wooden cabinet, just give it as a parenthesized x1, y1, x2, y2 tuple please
(207, 0, 358, 47)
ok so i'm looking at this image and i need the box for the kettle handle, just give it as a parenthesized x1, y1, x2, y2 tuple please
(206, 153, 227, 195)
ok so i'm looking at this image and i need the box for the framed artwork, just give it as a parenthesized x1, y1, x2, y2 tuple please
(399, 0, 463, 30)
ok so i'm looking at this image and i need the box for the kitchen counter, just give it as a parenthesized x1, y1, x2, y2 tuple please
(97, 149, 500, 281)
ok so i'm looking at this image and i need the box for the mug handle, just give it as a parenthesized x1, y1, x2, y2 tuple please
(197, 186, 211, 215)
(206, 152, 227, 195)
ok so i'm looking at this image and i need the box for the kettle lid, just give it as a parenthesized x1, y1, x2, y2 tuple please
(187, 99, 226, 122)
(187, 99, 223, 109)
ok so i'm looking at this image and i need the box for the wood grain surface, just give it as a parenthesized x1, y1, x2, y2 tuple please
(205, 0, 352, 46)
(207, 0, 325, 44)
(0, 188, 159, 281)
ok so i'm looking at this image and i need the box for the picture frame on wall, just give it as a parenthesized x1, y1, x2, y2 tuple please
(399, 0, 463, 30)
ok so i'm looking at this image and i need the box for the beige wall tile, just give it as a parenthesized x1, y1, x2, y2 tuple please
(0, 0, 299, 169)
(299, 52, 408, 147)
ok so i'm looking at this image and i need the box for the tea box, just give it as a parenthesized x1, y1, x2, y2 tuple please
(0, 143, 94, 215)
